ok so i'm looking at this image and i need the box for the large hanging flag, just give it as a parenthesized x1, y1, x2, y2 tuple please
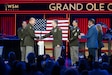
(34, 19, 69, 40)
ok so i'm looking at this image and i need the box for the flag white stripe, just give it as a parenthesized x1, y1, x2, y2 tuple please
(47, 24, 69, 26)
(36, 38, 68, 40)
(35, 34, 68, 37)
(46, 27, 68, 30)
(47, 20, 69, 23)
(35, 31, 68, 33)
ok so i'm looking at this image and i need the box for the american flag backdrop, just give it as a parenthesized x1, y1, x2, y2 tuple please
(34, 19, 69, 40)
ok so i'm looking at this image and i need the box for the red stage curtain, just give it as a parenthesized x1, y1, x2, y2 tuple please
(96, 18, 110, 33)
(0, 15, 15, 36)
(75, 18, 88, 34)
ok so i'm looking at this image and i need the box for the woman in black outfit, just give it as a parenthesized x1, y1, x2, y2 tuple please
(96, 24, 104, 58)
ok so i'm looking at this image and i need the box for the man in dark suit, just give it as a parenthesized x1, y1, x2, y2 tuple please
(23, 17, 38, 62)
(41, 20, 62, 60)
(68, 20, 80, 65)
(80, 19, 98, 60)
(17, 21, 27, 61)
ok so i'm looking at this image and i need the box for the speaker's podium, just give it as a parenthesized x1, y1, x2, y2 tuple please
(36, 40, 54, 57)
(37, 41, 45, 55)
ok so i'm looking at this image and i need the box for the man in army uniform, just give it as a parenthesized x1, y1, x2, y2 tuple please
(68, 20, 80, 65)
(17, 21, 27, 61)
(41, 20, 62, 60)
(23, 17, 38, 62)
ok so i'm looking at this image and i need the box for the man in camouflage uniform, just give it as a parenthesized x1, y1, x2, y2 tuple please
(17, 21, 27, 61)
(68, 20, 80, 65)
(42, 20, 62, 60)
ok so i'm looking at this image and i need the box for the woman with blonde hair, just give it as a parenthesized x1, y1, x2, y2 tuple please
(96, 24, 104, 58)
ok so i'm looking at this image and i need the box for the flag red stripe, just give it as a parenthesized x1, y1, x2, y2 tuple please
(47, 22, 69, 24)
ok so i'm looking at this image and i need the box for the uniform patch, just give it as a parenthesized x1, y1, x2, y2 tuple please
(30, 26, 32, 29)
(73, 29, 76, 33)
(54, 29, 57, 32)
(74, 33, 77, 36)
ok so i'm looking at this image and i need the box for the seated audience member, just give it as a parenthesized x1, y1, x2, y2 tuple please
(109, 55, 112, 66)
(89, 62, 109, 75)
(108, 66, 112, 75)
(15, 61, 27, 75)
(81, 70, 89, 75)
(57, 57, 66, 75)
(43, 54, 51, 60)
(33, 71, 44, 75)
(64, 68, 79, 75)
(0, 57, 10, 75)
(57, 56, 65, 67)
(7, 51, 18, 71)
(26, 53, 36, 75)
(27, 52, 36, 64)
(43, 59, 55, 75)
(102, 53, 108, 63)
(51, 63, 61, 75)
(87, 55, 94, 70)
(78, 59, 89, 74)
(36, 55, 44, 72)
(8, 51, 16, 63)
(101, 62, 109, 71)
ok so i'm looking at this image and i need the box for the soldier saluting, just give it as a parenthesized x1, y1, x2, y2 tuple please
(41, 20, 62, 60)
